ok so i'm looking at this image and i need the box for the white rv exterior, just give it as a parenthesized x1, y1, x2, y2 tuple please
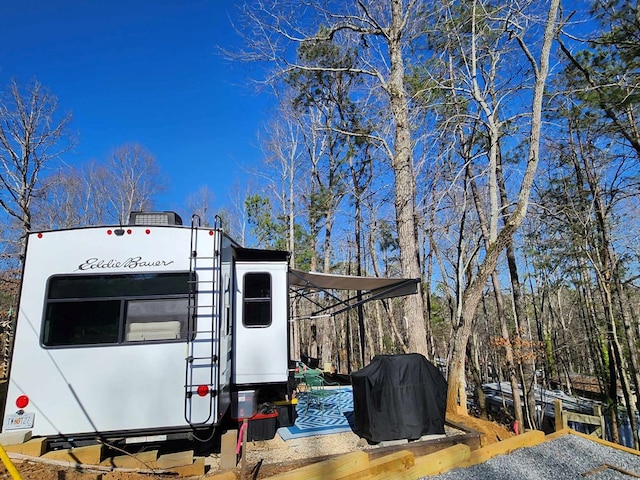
(2, 213, 292, 442)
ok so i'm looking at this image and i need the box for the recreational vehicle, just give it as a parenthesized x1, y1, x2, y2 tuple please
(1, 211, 418, 446)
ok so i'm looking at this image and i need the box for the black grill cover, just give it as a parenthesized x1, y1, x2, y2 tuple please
(351, 353, 447, 443)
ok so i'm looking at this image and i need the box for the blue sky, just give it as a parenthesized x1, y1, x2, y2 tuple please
(0, 0, 268, 212)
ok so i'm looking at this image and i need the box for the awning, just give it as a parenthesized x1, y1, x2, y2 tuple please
(289, 268, 419, 319)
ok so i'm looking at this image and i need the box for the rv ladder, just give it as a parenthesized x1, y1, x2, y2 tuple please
(183, 214, 223, 427)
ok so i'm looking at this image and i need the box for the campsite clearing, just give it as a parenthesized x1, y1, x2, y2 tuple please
(15, 419, 639, 480)
(0, 413, 503, 479)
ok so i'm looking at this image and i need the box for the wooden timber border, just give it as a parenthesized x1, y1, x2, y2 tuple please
(256, 430, 546, 480)
(0, 419, 482, 478)
(250, 419, 482, 479)
(367, 429, 482, 461)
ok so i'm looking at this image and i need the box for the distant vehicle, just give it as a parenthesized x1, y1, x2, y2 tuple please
(1, 211, 417, 446)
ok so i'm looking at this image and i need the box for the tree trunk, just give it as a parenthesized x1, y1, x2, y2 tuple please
(497, 154, 538, 429)
(467, 337, 487, 420)
(608, 342, 621, 445)
(587, 156, 639, 449)
(320, 213, 336, 368)
(447, 277, 487, 414)
(367, 224, 390, 354)
(615, 276, 640, 427)
(605, 292, 638, 448)
(387, 0, 428, 357)
(446, 0, 559, 415)
(469, 159, 525, 430)
(491, 271, 525, 433)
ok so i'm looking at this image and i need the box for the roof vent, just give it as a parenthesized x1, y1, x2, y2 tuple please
(128, 211, 183, 226)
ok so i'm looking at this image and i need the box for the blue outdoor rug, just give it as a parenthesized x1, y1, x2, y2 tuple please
(278, 387, 355, 440)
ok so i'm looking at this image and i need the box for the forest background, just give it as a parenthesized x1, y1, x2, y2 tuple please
(2, 0, 640, 447)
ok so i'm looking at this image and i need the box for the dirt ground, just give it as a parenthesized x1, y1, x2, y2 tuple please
(0, 414, 514, 479)
(0, 462, 167, 480)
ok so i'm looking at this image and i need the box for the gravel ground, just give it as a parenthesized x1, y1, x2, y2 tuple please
(424, 434, 640, 480)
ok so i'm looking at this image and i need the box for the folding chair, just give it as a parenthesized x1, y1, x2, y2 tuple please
(302, 370, 341, 415)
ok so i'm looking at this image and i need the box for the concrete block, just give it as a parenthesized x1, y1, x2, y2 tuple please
(0, 430, 32, 446)
(220, 429, 237, 470)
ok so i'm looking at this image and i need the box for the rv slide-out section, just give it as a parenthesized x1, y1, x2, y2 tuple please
(233, 255, 289, 387)
(2, 222, 232, 441)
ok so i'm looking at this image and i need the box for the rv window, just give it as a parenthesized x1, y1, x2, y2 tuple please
(48, 274, 189, 298)
(44, 300, 121, 346)
(243, 273, 271, 327)
(42, 273, 191, 347)
(125, 299, 188, 341)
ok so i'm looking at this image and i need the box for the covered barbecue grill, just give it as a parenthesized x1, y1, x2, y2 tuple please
(351, 353, 447, 443)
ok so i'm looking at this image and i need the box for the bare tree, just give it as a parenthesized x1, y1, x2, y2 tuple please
(235, 0, 430, 357)
(34, 166, 86, 229)
(250, 106, 309, 361)
(99, 143, 165, 224)
(186, 186, 217, 227)
(34, 146, 166, 230)
(422, 0, 559, 413)
(0, 79, 72, 259)
(227, 180, 252, 243)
